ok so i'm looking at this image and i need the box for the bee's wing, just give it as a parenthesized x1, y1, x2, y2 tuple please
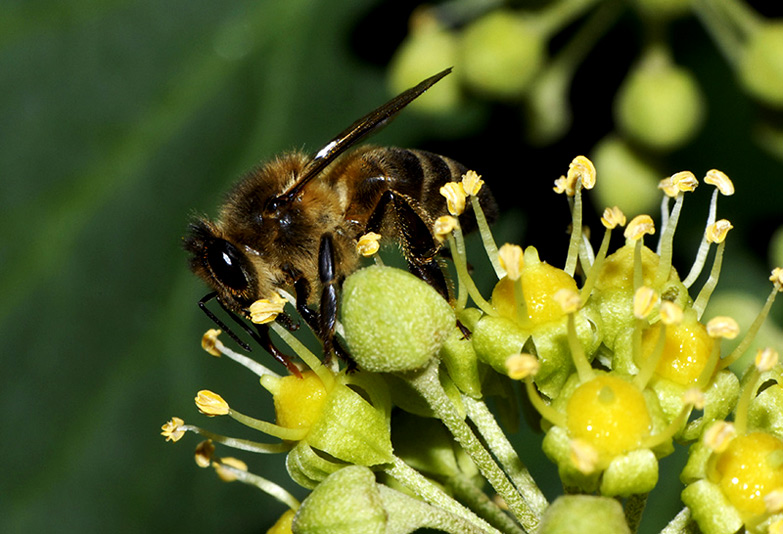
(277, 67, 452, 203)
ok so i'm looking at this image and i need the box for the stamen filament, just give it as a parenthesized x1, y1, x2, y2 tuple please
(202, 330, 280, 378)
(733, 365, 759, 436)
(641, 401, 694, 449)
(683, 188, 719, 288)
(270, 322, 335, 389)
(692, 240, 726, 319)
(564, 183, 584, 277)
(654, 193, 684, 288)
(719, 286, 778, 370)
(228, 408, 310, 442)
(695, 342, 722, 389)
(471, 196, 505, 279)
(580, 225, 612, 305)
(180, 424, 293, 454)
(448, 225, 497, 316)
(567, 312, 594, 382)
(525, 377, 567, 428)
(634, 323, 667, 390)
(212, 458, 301, 510)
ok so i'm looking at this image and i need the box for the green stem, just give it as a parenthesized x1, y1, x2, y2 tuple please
(386, 455, 503, 534)
(399, 360, 540, 532)
(447, 475, 526, 534)
(213, 460, 301, 511)
(463, 396, 549, 517)
(624, 493, 649, 534)
(659, 507, 696, 534)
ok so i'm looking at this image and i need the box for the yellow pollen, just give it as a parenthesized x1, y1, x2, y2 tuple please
(706, 316, 740, 339)
(766, 489, 783, 514)
(195, 439, 215, 468)
(249, 293, 287, 324)
(433, 215, 457, 242)
(498, 243, 524, 281)
(567, 155, 596, 190)
(440, 181, 467, 216)
(633, 286, 659, 319)
(161, 417, 186, 442)
(570, 438, 600, 474)
(195, 390, 230, 416)
(706, 219, 733, 244)
(683, 388, 706, 410)
(601, 206, 626, 229)
(213, 457, 248, 482)
(770, 267, 783, 292)
(461, 170, 484, 196)
(704, 421, 736, 453)
(705, 169, 735, 196)
(553, 175, 569, 195)
(658, 177, 679, 198)
(356, 232, 382, 257)
(755, 347, 779, 373)
(671, 170, 699, 192)
(624, 215, 655, 241)
(201, 329, 223, 357)
(554, 288, 581, 314)
(505, 353, 540, 380)
(659, 301, 683, 325)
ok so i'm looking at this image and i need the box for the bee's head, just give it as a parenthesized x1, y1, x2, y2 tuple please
(183, 218, 261, 313)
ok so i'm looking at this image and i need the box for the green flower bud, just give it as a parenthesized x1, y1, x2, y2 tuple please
(539, 495, 631, 534)
(591, 136, 662, 217)
(615, 52, 704, 150)
(389, 24, 462, 114)
(342, 265, 456, 373)
(739, 22, 783, 107)
(460, 10, 546, 99)
(293, 466, 386, 534)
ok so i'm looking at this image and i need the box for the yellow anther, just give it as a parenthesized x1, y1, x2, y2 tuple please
(498, 243, 524, 281)
(570, 438, 600, 475)
(658, 177, 679, 198)
(195, 390, 230, 416)
(554, 288, 581, 314)
(433, 215, 457, 243)
(195, 440, 215, 468)
(706, 219, 733, 244)
(214, 457, 248, 482)
(770, 267, 783, 292)
(660, 300, 684, 325)
(201, 328, 223, 357)
(600, 206, 626, 229)
(161, 417, 186, 442)
(683, 388, 706, 410)
(356, 232, 382, 257)
(633, 286, 659, 319)
(249, 293, 287, 324)
(505, 353, 540, 380)
(755, 347, 779, 373)
(706, 316, 740, 339)
(440, 181, 467, 216)
(703, 421, 736, 453)
(567, 155, 597, 190)
(624, 215, 656, 241)
(671, 170, 699, 192)
(553, 175, 569, 195)
(704, 169, 735, 196)
(461, 170, 484, 196)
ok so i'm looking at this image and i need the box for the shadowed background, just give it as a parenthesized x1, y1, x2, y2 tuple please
(3, 0, 783, 532)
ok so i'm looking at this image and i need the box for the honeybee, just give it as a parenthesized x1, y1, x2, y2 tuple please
(184, 68, 496, 374)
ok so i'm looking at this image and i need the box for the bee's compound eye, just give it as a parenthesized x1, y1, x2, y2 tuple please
(206, 239, 249, 292)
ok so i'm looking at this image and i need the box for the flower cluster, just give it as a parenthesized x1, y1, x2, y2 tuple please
(163, 156, 783, 534)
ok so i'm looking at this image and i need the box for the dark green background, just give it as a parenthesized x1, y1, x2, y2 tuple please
(3, 1, 782, 532)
